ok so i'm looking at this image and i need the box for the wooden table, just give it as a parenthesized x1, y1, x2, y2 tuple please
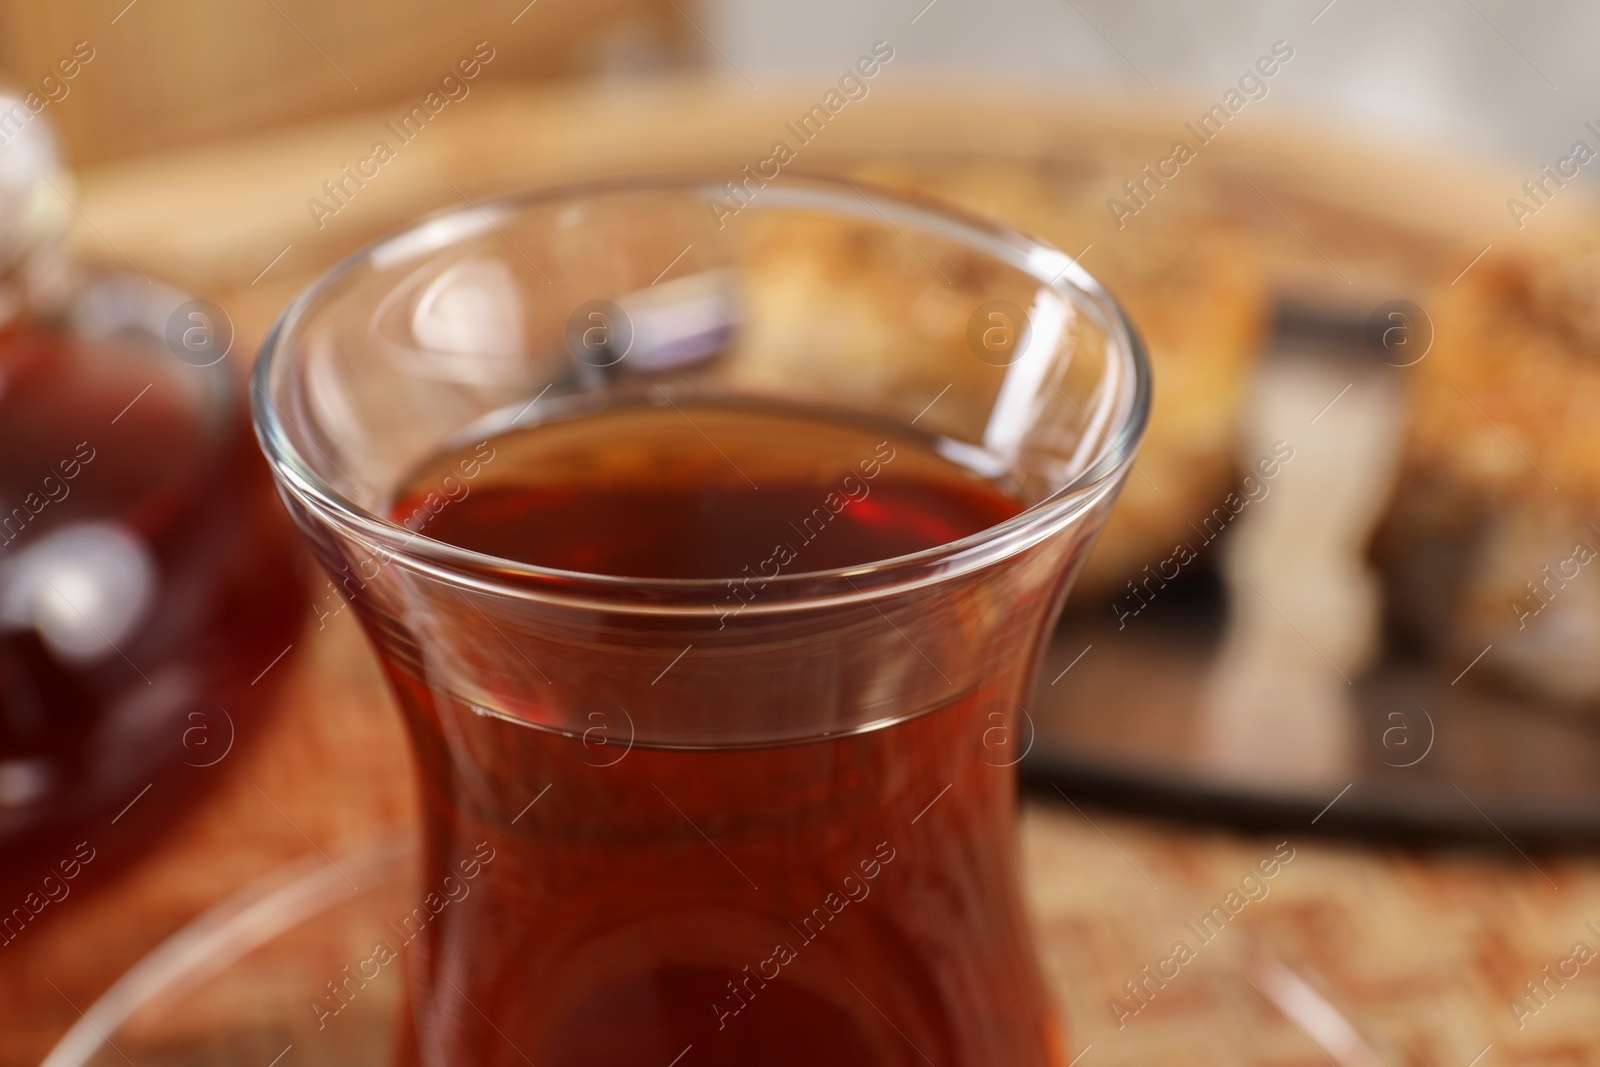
(2, 80, 1596, 1066)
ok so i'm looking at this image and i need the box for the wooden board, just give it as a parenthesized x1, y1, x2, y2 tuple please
(67, 78, 1554, 300)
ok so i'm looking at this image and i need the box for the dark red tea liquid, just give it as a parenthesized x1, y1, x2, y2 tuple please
(0, 327, 304, 902)
(380, 403, 1065, 1066)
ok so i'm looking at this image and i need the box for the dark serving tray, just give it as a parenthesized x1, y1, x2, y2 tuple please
(1023, 309, 1600, 852)
(1025, 588, 1600, 850)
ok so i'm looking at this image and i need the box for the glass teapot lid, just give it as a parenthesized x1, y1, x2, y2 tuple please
(0, 89, 70, 292)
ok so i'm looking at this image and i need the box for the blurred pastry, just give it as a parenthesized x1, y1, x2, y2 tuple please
(1377, 237, 1600, 705)
(1203, 345, 1404, 790)
(859, 160, 1268, 598)
(729, 159, 1269, 600)
(725, 189, 1013, 440)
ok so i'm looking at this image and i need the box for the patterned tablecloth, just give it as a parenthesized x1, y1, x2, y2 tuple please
(0, 611, 1592, 1067)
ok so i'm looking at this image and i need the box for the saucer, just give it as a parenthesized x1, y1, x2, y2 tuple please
(40, 838, 415, 1067)
(40, 836, 1378, 1067)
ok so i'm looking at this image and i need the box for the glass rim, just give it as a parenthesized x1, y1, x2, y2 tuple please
(251, 171, 1151, 612)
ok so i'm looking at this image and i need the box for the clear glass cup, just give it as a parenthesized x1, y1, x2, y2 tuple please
(252, 174, 1149, 1067)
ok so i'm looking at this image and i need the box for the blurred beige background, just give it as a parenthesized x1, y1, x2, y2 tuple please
(0, 0, 693, 163)
(6, 0, 1598, 172)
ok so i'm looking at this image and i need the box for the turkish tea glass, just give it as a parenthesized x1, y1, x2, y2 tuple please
(252, 174, 1149, 1067)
